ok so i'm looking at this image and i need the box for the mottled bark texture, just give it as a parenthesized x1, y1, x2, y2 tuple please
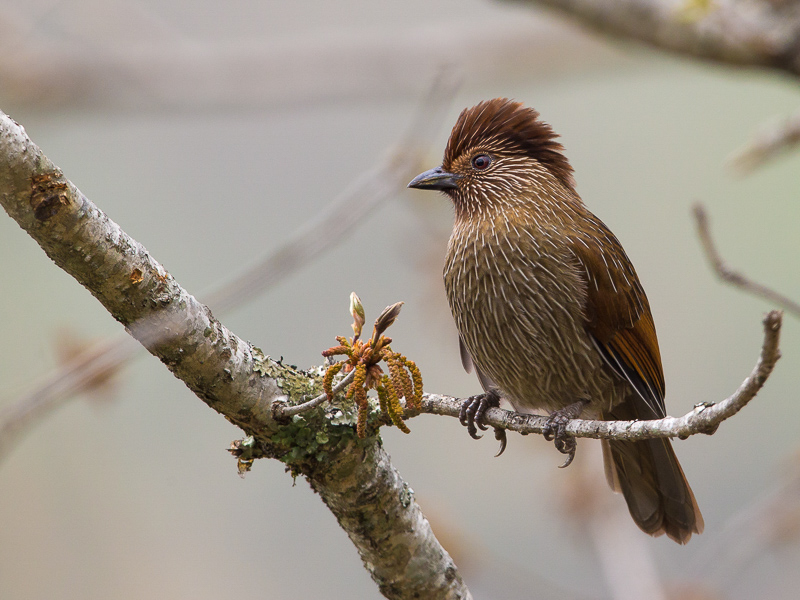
(507, 0, 800, 78)
(0, 111, 471, 600)
(0, 113, 283, 437)
(308, 437, 468, 599)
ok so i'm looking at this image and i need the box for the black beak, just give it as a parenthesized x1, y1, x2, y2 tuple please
(407, 166, 461, 191)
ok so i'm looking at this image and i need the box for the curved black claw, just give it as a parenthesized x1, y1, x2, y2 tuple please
(494, 427, 507, 457)
(542, 399, 588, 469)
(459, 394, 487, 439)
(555, 437, 577, 468)
(459, 391, 506, 455)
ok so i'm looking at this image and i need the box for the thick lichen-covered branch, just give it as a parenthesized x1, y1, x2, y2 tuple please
(0, 113, 289, 438)
(0, 110, 471, 600)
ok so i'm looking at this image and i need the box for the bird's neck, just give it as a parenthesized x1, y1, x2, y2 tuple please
(451, 186, 585, 244)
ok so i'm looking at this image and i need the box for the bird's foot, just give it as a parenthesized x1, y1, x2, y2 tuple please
(459, 390, 507, 457)
(542, 399, 589, 468)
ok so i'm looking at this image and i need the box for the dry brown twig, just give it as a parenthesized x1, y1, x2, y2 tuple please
(693, 203, 800, 318)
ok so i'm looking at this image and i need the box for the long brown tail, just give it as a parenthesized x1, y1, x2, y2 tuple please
(601, 402, 704, 544)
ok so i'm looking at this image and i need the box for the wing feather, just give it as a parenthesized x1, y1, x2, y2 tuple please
(568, 220, 666, 417)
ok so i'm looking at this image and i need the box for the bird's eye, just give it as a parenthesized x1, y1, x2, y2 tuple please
(471, 154, 492, 171)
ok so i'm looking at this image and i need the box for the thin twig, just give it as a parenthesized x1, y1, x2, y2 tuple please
(729, 109, 800, 174)
(275, 368, 356, 419)
(419, 310, 782, 441)
(694, 203, 800, 317)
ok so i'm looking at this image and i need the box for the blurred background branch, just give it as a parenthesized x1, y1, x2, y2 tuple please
(506, 0, 800, 173)
(729, 108, 800, 173)
(0, 4, 609, 111)
(694, 203, 800, 318)
(505, 0, 800, 78)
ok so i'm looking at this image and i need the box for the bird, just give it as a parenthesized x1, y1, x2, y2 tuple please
(407, 98, 703, 544)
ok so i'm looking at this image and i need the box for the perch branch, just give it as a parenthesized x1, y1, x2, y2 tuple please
(420, 310, 781, 441)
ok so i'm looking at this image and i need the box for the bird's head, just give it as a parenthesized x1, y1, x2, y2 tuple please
(408, 98, 577, 217)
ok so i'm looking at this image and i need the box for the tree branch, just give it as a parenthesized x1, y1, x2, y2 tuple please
(729, 108, 800, 173)
(693, 203, 800, 318)
(505, 0, 800, 78)
(0, 114, 285, 437)
(419, 309, 781, 441)
(0, 109, 471, 600)
(0, 73, 460, 462)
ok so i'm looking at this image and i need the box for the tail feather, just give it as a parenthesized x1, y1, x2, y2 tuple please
(602, 399, 704, 544)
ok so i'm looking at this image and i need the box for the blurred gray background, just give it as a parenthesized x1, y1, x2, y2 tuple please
(2, 1, 800, 599)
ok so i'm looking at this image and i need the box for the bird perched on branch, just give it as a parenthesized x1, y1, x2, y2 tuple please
(408, 98, 703, 543)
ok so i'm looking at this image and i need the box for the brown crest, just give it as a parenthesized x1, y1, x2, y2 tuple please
(443, 98, 576, 192)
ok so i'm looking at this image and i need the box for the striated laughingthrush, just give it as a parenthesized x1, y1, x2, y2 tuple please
(408, 98, 703, 544)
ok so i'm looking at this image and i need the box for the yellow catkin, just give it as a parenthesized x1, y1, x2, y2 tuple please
(347, 363, 367, 400)
(406, 359, 423, 409)
(384, 375, 410, 434)
(357, 404, 368, 438)
(395, 355, 414, 406)
(387, 357, 407, 403)
(322, 362, 344, 401)
(355, 386, 369, 438)
(322, 345, 350, 359)
(377, 383, 390, 417)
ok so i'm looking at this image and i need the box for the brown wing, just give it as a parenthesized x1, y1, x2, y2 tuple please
(568, 216, 666, 418)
